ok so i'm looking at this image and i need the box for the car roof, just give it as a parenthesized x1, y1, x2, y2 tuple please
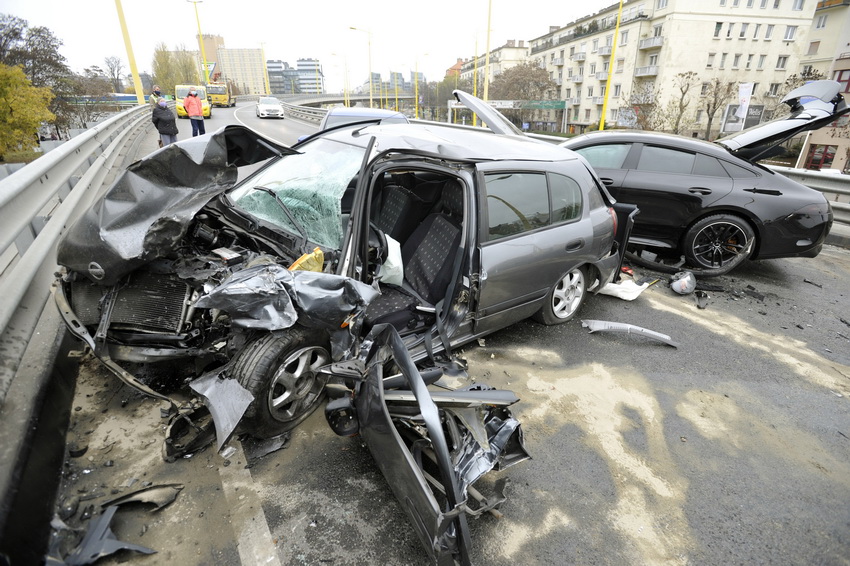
(325, 107, 405, 118)
(318, 122, 582, 163)
(562, 129, 734, 157)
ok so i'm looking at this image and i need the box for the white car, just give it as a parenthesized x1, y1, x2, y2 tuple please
(256, 96, 284, 119)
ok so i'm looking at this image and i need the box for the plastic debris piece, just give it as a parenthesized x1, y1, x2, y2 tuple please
(670, 271, 696, 295)
(64, 505, 156, 565)
(242, 432, 292, 460)
(100, 484, 184, 512)
(581, 319, 679, 348)
(189, 372, 254, 452)
(695, 290, 709, 309)
(599, 279, 651, 301)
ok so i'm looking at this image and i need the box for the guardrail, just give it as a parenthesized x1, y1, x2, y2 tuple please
(0, 103, 153, 402)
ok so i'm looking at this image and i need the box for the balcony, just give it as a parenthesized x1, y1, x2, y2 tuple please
(566, 97, 581, 105)
(634, 65, 659, 77)
(555, 77, 563, 85)
(592, 96, 606, 105)
(596, 72, 609, 80)
(638, 36, 664, 50)
(599, 45, 613, 56)
(571, 75, 585, 83)
(571, 52, 587, 62)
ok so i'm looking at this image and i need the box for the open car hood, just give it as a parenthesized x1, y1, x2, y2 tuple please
(56, 125, 294, 286)
(452, 90, 526, 136)
(715, 80, 849, 162)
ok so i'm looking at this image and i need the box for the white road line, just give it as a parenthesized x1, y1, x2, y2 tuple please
(217, 440, 282, 566)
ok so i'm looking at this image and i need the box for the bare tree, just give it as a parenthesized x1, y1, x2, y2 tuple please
(667, 71, 699, 135)
(701, 78, 736, 140)
(487, 62, 558, 127)
(620, 80, 665, 131)
(104, 56, 124, 92)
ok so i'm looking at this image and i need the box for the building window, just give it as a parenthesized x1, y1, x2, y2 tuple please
(714, 22, 723, 37)
(616, 58, 625, 73)
(720, 53, 728, 68)
(585, 109, 591, 120)
(733, 54, 741, 68)
(696, 109, 704, 121)
(733, 0, 740, 5)
(752, 83, 759, 94)
(606, 34, 613, 46)
(565, 88, 572, 98)
(621, 30, 629, 44)
(740, 23, 749, 37)
(590, 63, 597, 74)
(727, 23, 735, 38)
(776, 55, 788, 69)
(747, 0, 754, 6)
(816, 15, 827, 28)
(588, 86, 594, 97)
(707, 53, 716, 68)
(773, 0, 780, 7)
(611, 108, 619, 121)
(654, 24, 663, 37)
(784, 26, 797, 40)
(657, 0, 668, 8)
(758, 54, 766, 69)
(768, 83, 780, 95)
(720, 0, 726, 4)
(807, 41, 820, 55)
(802, 64, 813, 74)
(765, 24, 774, 39)
(753, 23, 761, 38)
(833, 69, 850, 93)
(804, 145, 837, 170)
(614, 84, 621, 97)
(746, 54, 754, 69)
(760, 0, 767, 5)
(592, 39, 599, 52)
(701, 82, 710, 95)
(792, 0, 804, 9)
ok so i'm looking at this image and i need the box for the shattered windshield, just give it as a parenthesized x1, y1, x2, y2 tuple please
(230, 138, 366, 248)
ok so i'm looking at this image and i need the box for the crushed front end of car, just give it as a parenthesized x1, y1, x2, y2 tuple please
(54, 126, 376, 451)
(325, 324, 530, 565)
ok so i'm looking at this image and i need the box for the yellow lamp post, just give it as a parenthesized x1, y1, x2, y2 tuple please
(113, 0, 145, 105)
(187, 0, 210, 85)
(349, 27, 373, 108)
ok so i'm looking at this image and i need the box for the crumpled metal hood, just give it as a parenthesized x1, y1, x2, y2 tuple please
(56, 125, 294, 286)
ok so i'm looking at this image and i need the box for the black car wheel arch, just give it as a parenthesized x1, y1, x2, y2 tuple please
(232, 327, 330, 438)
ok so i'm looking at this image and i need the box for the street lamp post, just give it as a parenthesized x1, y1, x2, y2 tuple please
(349, 27, 373, 108)
(187, 0, 210, 85)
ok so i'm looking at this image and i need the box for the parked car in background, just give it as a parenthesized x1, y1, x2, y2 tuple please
(175, 84, 211, 118)
(561, 80, 848, 276)
(319, 106, 409, 130)
(256, 96, 284, 119)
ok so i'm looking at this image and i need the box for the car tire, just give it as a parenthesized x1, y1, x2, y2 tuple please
(683, 214, 755, 276)
(232, 327, 330, 438)
(533, 265, 588, 325)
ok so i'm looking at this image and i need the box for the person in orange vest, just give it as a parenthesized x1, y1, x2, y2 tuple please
(184, 88, 206, 137)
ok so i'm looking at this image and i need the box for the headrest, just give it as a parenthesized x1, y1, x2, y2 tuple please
(441, 180, 464, 217)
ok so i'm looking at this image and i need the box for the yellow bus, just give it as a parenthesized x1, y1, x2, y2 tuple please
(206, 82, 235, 107)
(174, 85, 211, 118)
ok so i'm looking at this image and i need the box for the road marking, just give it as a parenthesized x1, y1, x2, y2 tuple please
(218, 440, 282, 566)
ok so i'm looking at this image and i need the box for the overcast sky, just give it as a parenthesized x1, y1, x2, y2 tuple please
(3, 0, 615, 92)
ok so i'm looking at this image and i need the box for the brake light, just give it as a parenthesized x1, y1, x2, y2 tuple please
(608, 207, 618, 235)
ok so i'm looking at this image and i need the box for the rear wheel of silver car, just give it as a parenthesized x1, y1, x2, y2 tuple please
(534, 266, 588, 325)
(683, 214, 755, 275)
(232, 328, 330, 438)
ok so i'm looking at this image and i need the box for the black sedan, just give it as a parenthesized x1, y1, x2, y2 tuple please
(561, 80, 848, 276)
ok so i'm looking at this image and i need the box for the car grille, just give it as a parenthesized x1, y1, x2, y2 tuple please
(71, 272, 192, 334)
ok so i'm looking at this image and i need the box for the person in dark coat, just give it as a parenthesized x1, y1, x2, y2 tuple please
(152, 99, 179, 146)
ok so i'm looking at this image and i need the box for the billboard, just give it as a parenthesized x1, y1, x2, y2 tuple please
(721, 103, 764, 133)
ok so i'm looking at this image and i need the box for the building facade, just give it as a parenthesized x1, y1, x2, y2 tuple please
(217, 48, 267, 95)
(297, 59, 325, 95)
(523, 0, 819, 137)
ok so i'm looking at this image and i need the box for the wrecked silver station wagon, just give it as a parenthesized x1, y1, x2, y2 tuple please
(55, 90, 634, 441)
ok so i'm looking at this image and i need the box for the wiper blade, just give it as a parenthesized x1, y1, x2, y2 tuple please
(252, 185, 310, 251)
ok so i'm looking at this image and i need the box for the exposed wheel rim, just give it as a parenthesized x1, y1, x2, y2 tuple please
(552, 269, 585, 319)
(690, 221, 751, 269)
(267, 346, 329, 423)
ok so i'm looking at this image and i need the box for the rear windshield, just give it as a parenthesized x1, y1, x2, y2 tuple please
(324, 114, 407, 128)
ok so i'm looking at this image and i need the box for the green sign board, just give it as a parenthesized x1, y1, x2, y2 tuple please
(521, 100, 566, 110)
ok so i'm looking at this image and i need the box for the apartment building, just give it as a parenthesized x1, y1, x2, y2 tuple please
(797, 0, 850, 172)
(297, 59, 325, 95)
(522, 0, 817, 137)
(217, 48, 267, 95)
(459, 40, 529, 86)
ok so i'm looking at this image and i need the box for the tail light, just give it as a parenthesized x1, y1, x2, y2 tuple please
(608, 206, 618, 235)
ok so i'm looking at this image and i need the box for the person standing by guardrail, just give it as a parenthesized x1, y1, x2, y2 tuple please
(152, 99, 178, 146)
(149, 85, 163, 106)
(184, 88, 206, 137)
